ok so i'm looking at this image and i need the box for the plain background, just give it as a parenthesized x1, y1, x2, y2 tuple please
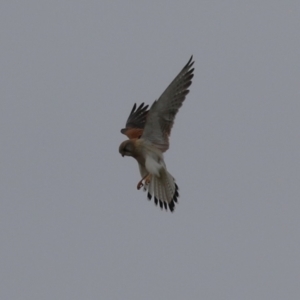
(1, 1, 300, 299)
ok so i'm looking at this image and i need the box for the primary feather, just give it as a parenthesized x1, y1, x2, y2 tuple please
(141, 56, 194, 152)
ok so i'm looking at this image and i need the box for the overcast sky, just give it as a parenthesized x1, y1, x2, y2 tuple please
(1, 1, 300, 299)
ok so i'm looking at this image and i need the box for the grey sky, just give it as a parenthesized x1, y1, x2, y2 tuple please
(1, 1, 300, 299)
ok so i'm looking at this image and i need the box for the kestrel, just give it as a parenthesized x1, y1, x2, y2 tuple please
(119, 56, 194, 212)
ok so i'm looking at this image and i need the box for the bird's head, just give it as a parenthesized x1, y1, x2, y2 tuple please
(119, 140, 135, 157)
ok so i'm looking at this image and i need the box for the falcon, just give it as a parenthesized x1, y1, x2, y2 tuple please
(119, 56, 194, 212)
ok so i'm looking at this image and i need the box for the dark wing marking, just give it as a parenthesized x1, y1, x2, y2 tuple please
(121, 102, 149, 139)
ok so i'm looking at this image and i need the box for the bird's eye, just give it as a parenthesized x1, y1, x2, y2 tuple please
(124, 145, 131, 153)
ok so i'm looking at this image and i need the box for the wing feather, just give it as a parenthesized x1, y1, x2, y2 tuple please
(141, 56, 194, 152)
(121, 102, 149, 139)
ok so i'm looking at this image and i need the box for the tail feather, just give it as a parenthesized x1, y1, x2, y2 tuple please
(146, 168, 179, 212)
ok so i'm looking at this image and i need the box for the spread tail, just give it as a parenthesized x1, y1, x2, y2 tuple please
(145, 168, 179, 212)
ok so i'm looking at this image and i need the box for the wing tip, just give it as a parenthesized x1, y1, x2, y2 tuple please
(186, 55, 194, 68)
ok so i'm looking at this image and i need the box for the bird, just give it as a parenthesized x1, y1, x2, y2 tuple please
(119, 56, 194, 212)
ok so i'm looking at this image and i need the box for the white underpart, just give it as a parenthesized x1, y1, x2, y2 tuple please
(145, 155, 164, 177)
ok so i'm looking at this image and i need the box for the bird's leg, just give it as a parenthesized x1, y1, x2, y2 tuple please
(137, 173, 149, 190)
(144, 174, 152, 185)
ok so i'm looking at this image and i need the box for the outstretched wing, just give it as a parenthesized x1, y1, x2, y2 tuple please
(121, 102, 149, 139)
(141, 56, 194, 152)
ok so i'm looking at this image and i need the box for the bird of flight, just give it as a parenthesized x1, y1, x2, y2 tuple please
(119, 56, 194, 212)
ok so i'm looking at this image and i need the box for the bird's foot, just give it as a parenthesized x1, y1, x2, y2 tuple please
(137, 180, 144, 190)
(144, 174, 152, 185)
(137, 174, 150, 190)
